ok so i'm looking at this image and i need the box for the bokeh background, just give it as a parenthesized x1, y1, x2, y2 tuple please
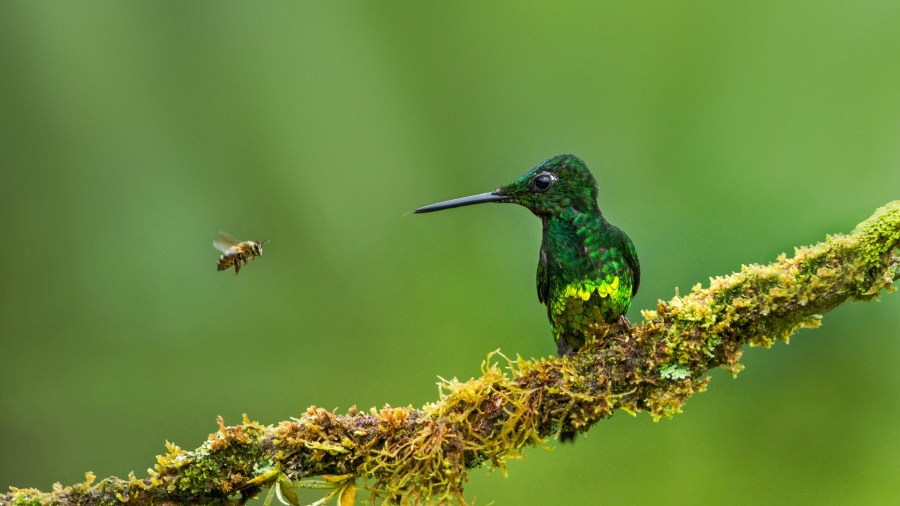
(2, 1, 900, 504)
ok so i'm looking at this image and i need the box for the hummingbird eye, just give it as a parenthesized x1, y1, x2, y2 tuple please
(532, 173, 554, 192)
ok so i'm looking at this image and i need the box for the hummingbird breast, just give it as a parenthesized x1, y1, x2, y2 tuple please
(537, 208, 639, 355)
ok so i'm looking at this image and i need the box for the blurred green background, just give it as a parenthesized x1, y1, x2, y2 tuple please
(1, 1, 899, 504)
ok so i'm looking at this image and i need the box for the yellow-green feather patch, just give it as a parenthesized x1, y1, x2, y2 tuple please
(550, 276, 633, 345)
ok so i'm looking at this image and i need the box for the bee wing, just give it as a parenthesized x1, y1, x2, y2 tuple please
(213, 231, 241, 253)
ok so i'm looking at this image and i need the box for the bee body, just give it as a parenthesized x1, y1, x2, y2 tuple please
(214, 232, 267, 275)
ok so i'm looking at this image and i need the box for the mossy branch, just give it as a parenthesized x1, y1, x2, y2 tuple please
(5, 202, 900, 506)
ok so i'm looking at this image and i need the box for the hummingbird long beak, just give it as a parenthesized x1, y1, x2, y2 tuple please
(412, 191, 510, 214)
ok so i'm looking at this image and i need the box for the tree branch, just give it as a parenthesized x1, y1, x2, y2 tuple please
(5, 202, 900, 506)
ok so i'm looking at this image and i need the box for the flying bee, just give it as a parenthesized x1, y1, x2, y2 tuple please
(213, 231, 268, 275)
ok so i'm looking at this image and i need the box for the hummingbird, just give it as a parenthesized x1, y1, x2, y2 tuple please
(413, 154, 640, 358)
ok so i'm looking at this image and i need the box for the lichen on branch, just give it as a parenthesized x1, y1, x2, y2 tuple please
(4, 201, 900, 506)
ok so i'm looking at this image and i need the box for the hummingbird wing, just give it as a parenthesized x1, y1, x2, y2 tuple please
(623, 236, 640, 297)
(536, 247, 550, 306)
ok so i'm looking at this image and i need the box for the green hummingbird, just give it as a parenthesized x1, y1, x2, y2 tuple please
(414, 154, 640, 357)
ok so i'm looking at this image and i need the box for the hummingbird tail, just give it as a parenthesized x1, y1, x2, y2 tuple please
(559, 430, 578, 443)
(557, 335, 584, 357)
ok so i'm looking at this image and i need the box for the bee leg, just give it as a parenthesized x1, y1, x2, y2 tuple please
(234, 261, 241, 275)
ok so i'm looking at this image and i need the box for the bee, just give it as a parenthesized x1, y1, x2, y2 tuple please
(213, 231, 268, 275)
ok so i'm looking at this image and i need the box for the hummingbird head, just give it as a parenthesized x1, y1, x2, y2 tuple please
(412, 154, 599, 217)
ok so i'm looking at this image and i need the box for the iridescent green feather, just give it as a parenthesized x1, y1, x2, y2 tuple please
(537, 198, 639, 354)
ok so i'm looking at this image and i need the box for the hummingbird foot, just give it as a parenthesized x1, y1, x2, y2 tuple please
(617, 314, 632, 328)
